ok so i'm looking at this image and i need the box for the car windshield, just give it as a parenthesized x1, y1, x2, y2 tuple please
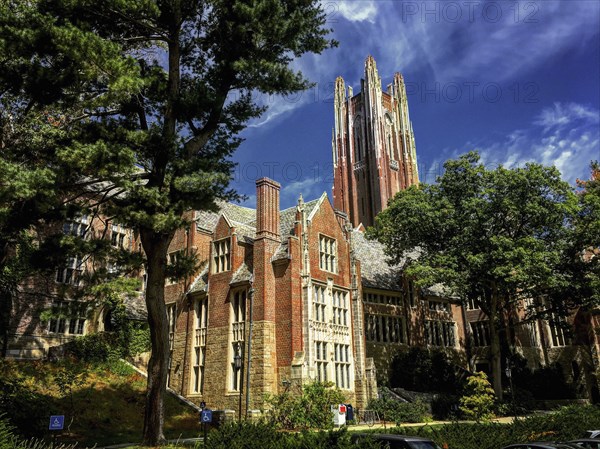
(408, 442, 443, 449)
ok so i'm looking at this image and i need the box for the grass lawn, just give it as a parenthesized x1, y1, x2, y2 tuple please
(1, 359, 200, 447)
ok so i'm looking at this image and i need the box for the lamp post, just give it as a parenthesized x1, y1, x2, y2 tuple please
(234, 343, 243, 421)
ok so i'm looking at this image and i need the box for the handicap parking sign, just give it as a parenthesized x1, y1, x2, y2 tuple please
(49, 415, 64, 430)
(200, 409, 212, 423)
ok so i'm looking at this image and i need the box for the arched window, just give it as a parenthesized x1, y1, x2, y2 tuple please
(353, 119, 363, 162)
(384, 115, 394, 159)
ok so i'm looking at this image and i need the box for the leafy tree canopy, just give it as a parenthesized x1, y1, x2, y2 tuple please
(368, 152, 591, 397)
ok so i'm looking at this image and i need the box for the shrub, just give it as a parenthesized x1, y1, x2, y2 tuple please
(265, 381, 346, 430)
(459, 371, 496, 422)
(389, 347, 463, 393)
(69, 333, 116, 362)
(368, 392, 430, 424)
(431, 394, 460, 420)
(203, 423, 380, 449)
(0, 361, 51, 437)
(394, 404, 600, 449)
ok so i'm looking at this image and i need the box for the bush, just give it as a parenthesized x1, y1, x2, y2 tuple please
(69, 333, 117, 362)
(204, 423, 380, 449)
(0, 413, 77, 449)
(368, 392, 430, 424)
(0, 361, 51, 437)
(394, 404, 600, 449)
(459, 372, 496, 422)
(431, 394, 460, 420)
(389, 347, 463, 394)
(265, 381, 346, 430)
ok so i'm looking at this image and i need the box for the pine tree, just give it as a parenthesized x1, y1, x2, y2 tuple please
(0, 0, 335, 444)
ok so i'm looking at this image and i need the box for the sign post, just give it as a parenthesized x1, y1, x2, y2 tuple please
(49, 415, 64, 448)
(200, 408, 212, 445)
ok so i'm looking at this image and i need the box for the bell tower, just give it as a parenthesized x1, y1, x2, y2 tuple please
(332, 56, 419, 228)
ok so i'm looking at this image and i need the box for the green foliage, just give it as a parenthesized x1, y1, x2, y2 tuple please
(397, 404, 600, 449)
(459, 372, 496, 422)
(368, 394, 431, 424)
(431, 394, 461, 420)
(0, 361, 50, 437)
(204, 423, 380, 449)
(389, 347, 463, 393)
(265, 381, 346, 430)
(370, 152, 585, 396)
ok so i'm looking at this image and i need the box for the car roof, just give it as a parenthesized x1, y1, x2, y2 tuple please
(503, 444, 578, 448)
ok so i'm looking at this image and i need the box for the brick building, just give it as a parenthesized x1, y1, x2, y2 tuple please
(164, 179, 380, 411)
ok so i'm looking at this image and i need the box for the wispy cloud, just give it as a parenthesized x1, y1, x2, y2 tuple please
(280, 177, 326, 207)
(436, 102, 600, 184)
(534, 102, 599, 132)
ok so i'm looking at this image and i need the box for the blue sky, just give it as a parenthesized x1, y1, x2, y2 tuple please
(230, 0, 600, 209)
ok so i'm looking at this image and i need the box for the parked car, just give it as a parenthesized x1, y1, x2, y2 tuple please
(583, 431, 600, 439)
(351, 433, 443, 449)
(501, 444, 581, 449)
(566, 440, 600, 449)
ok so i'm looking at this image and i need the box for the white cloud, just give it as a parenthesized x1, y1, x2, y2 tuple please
(445, 102, 600, 184)
(336, 1, 378, 23)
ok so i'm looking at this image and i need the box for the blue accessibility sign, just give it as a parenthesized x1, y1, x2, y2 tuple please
(200, 409, 212, 423)
(49, 415, 64, 430)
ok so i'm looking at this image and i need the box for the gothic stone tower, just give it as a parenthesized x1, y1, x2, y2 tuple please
(332, 56, 419, 228)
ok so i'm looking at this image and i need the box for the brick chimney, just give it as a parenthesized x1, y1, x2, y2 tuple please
(256, 177, 280, 240)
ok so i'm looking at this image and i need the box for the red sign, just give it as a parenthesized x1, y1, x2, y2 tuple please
(338, 404, 347, 414)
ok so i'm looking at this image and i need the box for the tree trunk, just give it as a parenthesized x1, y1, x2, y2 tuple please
(140, 230, 173, 446)
(489, 287, 503, 400)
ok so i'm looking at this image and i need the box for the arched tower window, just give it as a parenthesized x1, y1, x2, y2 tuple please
(384, 115, 394, 160)
(353, 118, 364, 162)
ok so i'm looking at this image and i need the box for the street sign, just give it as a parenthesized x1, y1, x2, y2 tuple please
(200, 409, 212, 423)
(49, 415, 64, 431)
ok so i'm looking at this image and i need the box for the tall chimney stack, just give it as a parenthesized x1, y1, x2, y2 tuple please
(256, 177, 280, 240)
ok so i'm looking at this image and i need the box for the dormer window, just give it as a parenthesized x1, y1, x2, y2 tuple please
(213, 238, 231, 273)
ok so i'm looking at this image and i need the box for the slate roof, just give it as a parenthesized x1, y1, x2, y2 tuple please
(195, 195, 323, 243)
(188, 263, 209, 294)
(192, 195, 452, 297)
(230, 262, 253, 285)
(351, 230, 404, 291)
(124, 293, 148, 321)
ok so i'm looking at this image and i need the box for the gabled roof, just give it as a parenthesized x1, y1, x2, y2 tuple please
(195, 195, 323, 243)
